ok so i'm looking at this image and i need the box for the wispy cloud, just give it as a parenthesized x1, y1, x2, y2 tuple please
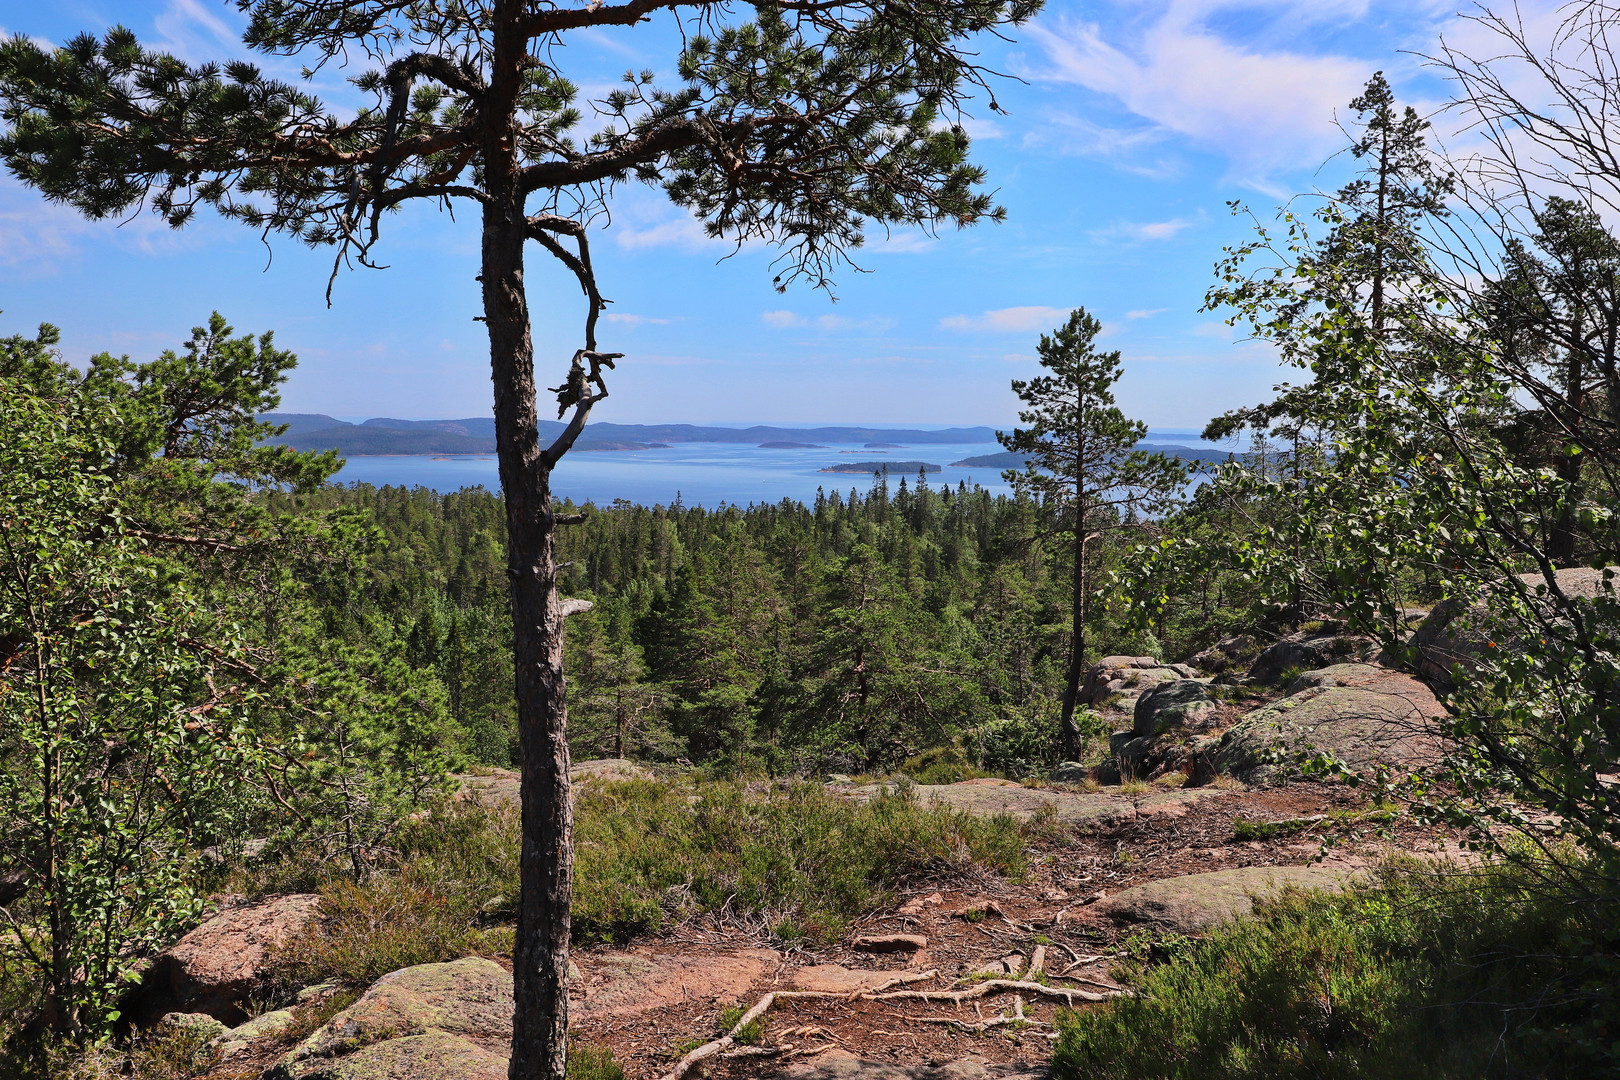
(604, 313, 672, 327)
(1022, 112, 1181, 178)
(871, 230, 939, 254)
(1026, 2, 1382, 186)
(817, 314, 896, 331)
(761, 310, 805, 328)
(1091, 216, 1199, 243)
(152, 0, 242, 60)
(1127, 308, 1168, 320)
(613, 212, 717, 252)
(940, 306, 1074, 333)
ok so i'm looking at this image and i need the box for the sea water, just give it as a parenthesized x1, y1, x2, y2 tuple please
(328, 440, 1014, 507)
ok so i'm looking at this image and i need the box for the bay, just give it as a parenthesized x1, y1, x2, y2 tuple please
(329, 440, 1015, 507)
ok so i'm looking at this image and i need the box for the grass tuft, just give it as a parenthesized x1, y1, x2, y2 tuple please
(568, 1043, 626, 1080)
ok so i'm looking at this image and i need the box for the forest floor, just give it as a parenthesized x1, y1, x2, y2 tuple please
(558, 778, 1463, 1080)
(196, 773, 1467, 1080)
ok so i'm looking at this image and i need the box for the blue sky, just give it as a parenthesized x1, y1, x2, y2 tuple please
(0, 0, 1524, 427)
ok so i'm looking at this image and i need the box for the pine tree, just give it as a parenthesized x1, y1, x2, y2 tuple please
(998, 309, 1185, 759)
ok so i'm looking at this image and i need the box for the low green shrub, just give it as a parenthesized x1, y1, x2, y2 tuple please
(571, 777, 1026, 940)
(264, 776, 1028, 988)
(901, 745, 979, 785)
(1053, 862, 1617, 1080)
(568, 1043, 626, 1080)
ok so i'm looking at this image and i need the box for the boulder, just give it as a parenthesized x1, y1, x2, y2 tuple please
(1215, 664, 1446, 782)
(1049, 761, 1090, 783)
(1111, 730, 1221, 785)
(1411, 566, 1619, 689)
(1132, 679, 1218, 736)
(272, 957, 512, 1079)
(140, 894, 321, 1023)
(280, 1031, 509, 1080)
(1188, 635, 1257, 675)
(1249, 631, 1378, 685)
(213, 1007, 299, 1060)
(1078, 657, 1183, 713)
(158, 1011, 228, 1043)
(1097, 865, 1366, 934)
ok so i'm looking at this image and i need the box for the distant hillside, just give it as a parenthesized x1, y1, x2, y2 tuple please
(951, 442, 1243, 469)
(261, 414, 997, 456)
(821, 460, 941, 474)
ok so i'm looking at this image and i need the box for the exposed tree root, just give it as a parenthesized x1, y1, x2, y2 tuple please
(869, 978, 1126, 1006)
(657, 968, 1129, 1079)
(657, 971, 936, 1080)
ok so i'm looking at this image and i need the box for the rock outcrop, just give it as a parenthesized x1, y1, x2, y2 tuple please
(1132, 679, 1218, 736)
(272, 948, 780, 1079)
(1215, 663, 1446, 782)
(1078, 656, 1199, 723)
(1248, 629, 1378, 685)
(272, 957, 513, 1080)
(1411, 566, 1619, 689)
(138, 893, 321, 1023)
(1187, 634, 1257, 675)
(1097, 865, 1366, 934)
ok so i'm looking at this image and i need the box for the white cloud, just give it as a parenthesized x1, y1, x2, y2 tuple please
(604, 313, 672, 327)
(817, 314, 896, 331)
(1022, 112, 1181, 177)
(940, 306, 1075, 333)
(871, 230, 938, 254)
(1127, 308, 1168, 320)
(1027, 3, 1379, 184)
(1092, 216, 1198, 242)
(761, 310, 805, 328)
(153, 0, 242, 61)
(613, 212, 717, 252)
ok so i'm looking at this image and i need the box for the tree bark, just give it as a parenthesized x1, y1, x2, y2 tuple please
(483, 28, 573, 1074)
(1057, 505, 1087, 760)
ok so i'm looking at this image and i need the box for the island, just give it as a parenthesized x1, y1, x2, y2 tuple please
(820, 460, 941, 474)
(864, 441, 904, 448)
(950, 450, 1027, 468)
(758, 441, 827, 449)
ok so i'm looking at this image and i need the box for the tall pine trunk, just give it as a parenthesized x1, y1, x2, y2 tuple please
(483, 160, 574, 1080)
(1058, 510, 1088, 760)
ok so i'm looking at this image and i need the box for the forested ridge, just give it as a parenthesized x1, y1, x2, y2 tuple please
(299, 469, 1161, 777)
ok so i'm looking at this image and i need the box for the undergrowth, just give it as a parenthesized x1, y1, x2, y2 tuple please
(263, 777, 1026, 990)
(1053, 860, 1618, 1080)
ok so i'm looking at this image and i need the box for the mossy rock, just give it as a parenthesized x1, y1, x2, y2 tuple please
(1215, 664, 1445, 782)
(280, 1030, 508, 1080)
(1097, 865, 1366, 934)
